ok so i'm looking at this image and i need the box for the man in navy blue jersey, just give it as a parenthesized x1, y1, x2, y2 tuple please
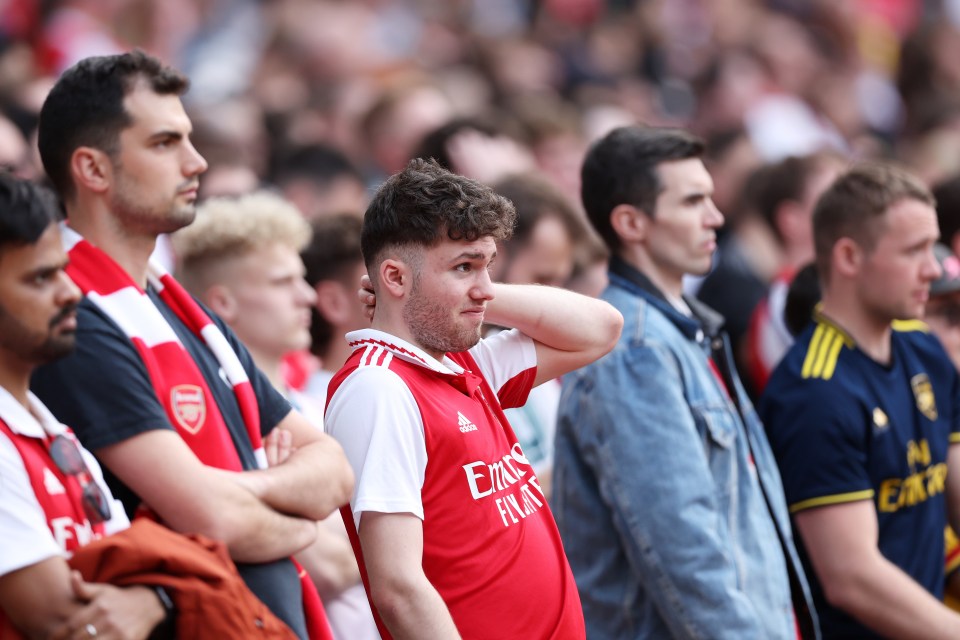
(760, 163, 960, 638)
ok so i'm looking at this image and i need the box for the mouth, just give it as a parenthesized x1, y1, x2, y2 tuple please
(51, 308, 78, 332)
(178, 183, 200, 200)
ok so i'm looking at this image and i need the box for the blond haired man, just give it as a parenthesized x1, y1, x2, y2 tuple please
(173, 191, 378, 640)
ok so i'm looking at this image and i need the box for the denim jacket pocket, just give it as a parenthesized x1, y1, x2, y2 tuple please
(691, 405, 738, 502)
(693, 404, 737, 449)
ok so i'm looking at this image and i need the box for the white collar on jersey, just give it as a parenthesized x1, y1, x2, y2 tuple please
(0, 386, 68, 439)
(344, 328, 467, 375)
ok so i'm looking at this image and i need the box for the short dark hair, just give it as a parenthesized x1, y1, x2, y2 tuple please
(302, 213, 364, 356)
(0, 173, 62, 253)
(580, 126, 705, 252)
(813, 162, 935, 283)
(38, 50, 189, 202)
(361, 158, 516, 278)
(753, 152, 843, 244)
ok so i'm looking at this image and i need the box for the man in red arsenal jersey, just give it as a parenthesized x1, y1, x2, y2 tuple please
(0, 175, 168, 638)
(324, 158, 623, 639)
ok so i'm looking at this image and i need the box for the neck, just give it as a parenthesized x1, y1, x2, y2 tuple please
(66, 203, 157, 288)
(819, 290, 892, 364)
(0, 358, 32, 408)
(249, 349, 285, 393)
(618, 249, 683, 299)
(371, 308, 444, 361)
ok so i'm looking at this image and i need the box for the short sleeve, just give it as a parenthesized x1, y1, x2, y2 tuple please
(325, 367, 427, 527)
(760, 379, 874, 513)
(0, 434, 63, 576)
(468, 329, 537, 408)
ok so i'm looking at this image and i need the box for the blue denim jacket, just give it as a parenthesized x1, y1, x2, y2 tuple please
(553, 258, 818, 640)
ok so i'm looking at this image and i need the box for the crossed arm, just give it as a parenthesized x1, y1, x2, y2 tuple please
(97, 408, 354, 563)
(0, 560, 163, 640)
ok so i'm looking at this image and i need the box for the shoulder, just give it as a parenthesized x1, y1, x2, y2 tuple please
(773, 321, 856, 384)
(326, 361, 419, 429)
(892, 323, 958, 384)
(762, 326, 856, 415)
(893, 320, 948, 357)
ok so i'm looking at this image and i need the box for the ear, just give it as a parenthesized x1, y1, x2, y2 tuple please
(204, 284, 238, 322)
(609, 203, 648, 244)
(832, 237, 863, 279)
(314, 280, 350, 324)
(70, 147, 113, 195)
(378, 258, 411, 299)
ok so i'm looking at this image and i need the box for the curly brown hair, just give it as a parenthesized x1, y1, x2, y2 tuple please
(361, 158, 516, 278)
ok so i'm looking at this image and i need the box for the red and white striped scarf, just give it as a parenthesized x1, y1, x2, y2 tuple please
(62, 224, 266, 471)
(61, 224, 333, 640)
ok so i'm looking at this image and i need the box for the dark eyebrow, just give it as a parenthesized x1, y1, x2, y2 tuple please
(148, 130, 184, 143)
(25, 260, 67, 281)
(452, 250, 497, 262)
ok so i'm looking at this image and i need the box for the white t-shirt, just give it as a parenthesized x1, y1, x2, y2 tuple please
(324, 328, 537, 527)
(0, 387, 129, 577)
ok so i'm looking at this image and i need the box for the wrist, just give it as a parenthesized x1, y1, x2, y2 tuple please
(149, 585, 176, 638)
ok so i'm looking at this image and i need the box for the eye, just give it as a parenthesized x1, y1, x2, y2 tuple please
(455, 263, 472, 273)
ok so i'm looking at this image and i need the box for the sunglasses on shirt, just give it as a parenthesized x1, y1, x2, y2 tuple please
(49, 435, 112, 525)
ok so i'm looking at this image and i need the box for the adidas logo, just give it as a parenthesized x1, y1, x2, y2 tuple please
(458, 411, 478, 433)
(44, 467, 66, 495)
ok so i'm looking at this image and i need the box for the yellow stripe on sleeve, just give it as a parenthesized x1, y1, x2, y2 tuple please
(788, 490, 876, 514)
(820, 331, 846, 380)
(801, 325, 826, 379)
(950, 432, 960, 444)
(810, 328, 838, 378)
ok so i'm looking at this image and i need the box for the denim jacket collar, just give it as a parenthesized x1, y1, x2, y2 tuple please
(608, 255, 725, 341)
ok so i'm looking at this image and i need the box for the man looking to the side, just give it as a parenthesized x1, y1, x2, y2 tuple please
(325, 158, 623, 638)
(553, 125, 818, 639)
(31, 50, 353, 638)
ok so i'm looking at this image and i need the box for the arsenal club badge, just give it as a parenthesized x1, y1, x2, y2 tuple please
(170, 384, 207, 434)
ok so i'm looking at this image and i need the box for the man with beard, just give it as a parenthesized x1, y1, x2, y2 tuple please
(30, 50, 354, 639)
(0, 174, 168, 638)
(324, 158, 622, 639)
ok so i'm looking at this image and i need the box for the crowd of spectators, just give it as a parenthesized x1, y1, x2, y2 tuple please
(0, 0, 959, 214)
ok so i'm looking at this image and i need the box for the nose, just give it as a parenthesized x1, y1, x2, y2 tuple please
(472, 267, 495, 302)
(58, 271, 82, 306)
(182, 139, 208, 177)
(297, 277, 317, 306)
(705, 199, 724, 228)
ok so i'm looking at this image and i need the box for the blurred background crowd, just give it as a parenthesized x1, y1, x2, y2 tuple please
(5, 0, 960, 388)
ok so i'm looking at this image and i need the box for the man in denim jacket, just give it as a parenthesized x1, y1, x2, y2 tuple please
(553, 126, 818, 639)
